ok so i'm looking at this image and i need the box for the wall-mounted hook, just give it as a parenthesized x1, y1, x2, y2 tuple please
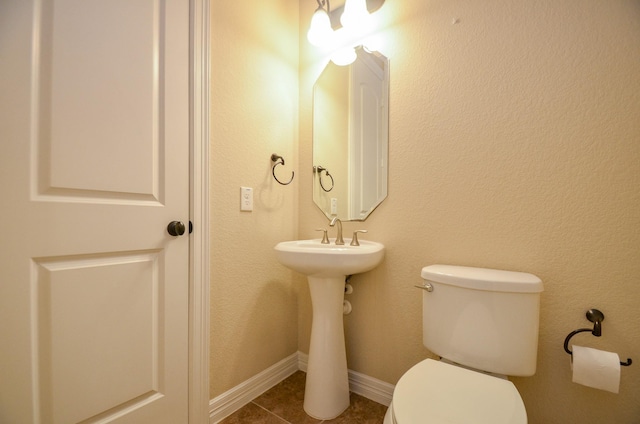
(271, 153, 294, 185)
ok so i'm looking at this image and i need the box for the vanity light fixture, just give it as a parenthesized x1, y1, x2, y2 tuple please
(307, 0, 333, 47)
(340, 0, 372, 36)
(307, 0, 379, 66)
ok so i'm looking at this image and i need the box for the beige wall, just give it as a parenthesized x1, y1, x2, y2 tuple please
(209, 0, 639, 421)
(298, 0, 640, 423)
(209, 1, 300, 396)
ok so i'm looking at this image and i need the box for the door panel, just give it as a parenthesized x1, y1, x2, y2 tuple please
(0, 1, 190, 423)
(34, 0, 165, 202)
(33, 251, 163, 423)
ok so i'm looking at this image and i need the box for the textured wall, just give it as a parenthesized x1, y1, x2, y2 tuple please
(298, 0, 640, 423)
(209, 1, 300, 396)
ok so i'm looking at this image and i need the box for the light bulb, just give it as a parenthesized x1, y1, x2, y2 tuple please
(340, 0, 371, 33)
(330, 47, 357, 66)
(307, 7, 333, 47)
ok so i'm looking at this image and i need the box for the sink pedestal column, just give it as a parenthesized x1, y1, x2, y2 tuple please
(304, 276, 350, 420)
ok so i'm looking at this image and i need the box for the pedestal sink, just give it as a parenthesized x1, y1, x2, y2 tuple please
(274, 239, 385, 420)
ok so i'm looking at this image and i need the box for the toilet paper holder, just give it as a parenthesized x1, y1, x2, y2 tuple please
(563, 308, 632, 366)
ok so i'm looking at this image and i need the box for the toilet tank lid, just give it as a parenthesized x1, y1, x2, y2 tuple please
(421, 264, 543, 293)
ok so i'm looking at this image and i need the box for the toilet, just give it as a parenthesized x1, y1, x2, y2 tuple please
(384, 264, 543, 424)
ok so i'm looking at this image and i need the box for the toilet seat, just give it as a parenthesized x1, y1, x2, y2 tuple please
(391, 359, 527, 424)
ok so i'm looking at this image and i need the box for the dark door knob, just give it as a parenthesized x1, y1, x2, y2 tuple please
(167, 221, 186, 236)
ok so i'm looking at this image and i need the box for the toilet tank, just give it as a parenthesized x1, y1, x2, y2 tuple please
(421, 265, 543, 377)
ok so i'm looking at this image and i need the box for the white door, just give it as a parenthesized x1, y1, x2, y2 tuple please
(348, 51, 388, 220)
(0, 1, 191, 423)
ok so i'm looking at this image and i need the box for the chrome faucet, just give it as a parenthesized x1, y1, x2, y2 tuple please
(329, 217, 344, 245)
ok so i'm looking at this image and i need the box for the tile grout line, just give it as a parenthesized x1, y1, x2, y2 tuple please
(250, 401, 293, 424)
(251, 398, 328, 424)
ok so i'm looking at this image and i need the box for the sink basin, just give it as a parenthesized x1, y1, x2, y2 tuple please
(274, 239, 385, 278)
(274, 238, 385, 419)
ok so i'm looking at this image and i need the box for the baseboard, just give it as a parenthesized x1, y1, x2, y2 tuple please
(297, 352, 394, 407)
(208, 352, 299, 423)
(209, 351, 395, 423)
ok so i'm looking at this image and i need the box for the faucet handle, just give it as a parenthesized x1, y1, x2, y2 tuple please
(315, 228, 330, 244)
(350, 230, 368, 246)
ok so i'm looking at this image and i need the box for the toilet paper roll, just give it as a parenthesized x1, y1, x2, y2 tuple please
(571, 345, 620, 393)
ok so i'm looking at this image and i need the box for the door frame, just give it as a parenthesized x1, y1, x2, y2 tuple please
(189, 0, 210, 422)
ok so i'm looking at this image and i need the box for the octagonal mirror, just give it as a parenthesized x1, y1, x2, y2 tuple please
(312, 46, 389, 221)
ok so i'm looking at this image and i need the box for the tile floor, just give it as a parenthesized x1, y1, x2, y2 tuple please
(219, 371, 388, 424)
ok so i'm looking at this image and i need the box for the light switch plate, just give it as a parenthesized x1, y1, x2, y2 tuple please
(240, 187, 253, 211)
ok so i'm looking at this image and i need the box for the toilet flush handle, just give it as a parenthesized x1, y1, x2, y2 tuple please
(414, 282, 434, 292)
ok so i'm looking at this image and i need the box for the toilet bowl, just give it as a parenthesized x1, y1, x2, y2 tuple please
(384, 359, 527, 424)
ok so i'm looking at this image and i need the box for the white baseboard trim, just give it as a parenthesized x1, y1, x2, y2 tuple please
(209, 351, 395, 423)
(297, 352, 394, 407)
(208, 352, 299, 423)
